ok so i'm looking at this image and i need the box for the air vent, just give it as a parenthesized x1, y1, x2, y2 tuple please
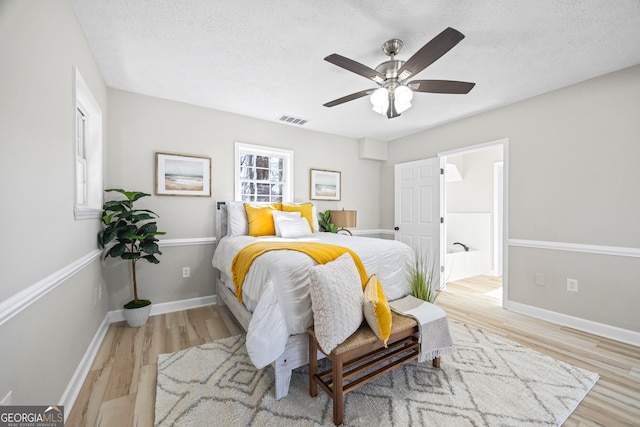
(277, 114, 309, 126)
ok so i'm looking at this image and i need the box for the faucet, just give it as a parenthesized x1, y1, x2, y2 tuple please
(453, 242, 469, 252)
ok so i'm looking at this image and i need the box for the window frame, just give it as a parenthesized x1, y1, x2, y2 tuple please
(234, 142, 293, 203)
(73, 68, 103, 220)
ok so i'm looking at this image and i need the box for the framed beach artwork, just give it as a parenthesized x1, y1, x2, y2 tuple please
(310, 169, 341, 201)
(155, 152, 211, 197)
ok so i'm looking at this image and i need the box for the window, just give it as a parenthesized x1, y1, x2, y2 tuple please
(235, 142, 293, 202)
(74, 68, 103, 219)
(76, 106, 87, 206)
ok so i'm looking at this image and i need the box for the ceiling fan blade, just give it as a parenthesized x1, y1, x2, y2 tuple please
(397, 27, 465, 79)
(325, 54, 386, 84)
(323, 89, 375, 107)
(408, 80, 475, 94)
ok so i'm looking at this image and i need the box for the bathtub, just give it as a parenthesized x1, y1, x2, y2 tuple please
(444, 246, 482, 282)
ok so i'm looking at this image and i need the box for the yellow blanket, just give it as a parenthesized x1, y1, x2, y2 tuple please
(231, 241, 368, 302)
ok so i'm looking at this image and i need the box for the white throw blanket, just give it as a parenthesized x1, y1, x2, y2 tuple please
(389, 295, 456, 362)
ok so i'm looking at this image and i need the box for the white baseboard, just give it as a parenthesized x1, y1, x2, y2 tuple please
(107, 295, 218, 323)
(352, 229, 395, 237)
(1, 390, 12, 406)
(505, 300, 640, 347)
(60, 314, 110, 419)
(64, 294, 218, 418)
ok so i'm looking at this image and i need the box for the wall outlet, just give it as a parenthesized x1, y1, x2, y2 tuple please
(1, 390, 12, 406)
(534, 272, 546, 287)
(182, 267, 190, 278)
(567, 278, 578, 292)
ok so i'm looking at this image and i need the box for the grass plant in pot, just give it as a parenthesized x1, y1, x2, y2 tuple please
(98, 189, 166, 327)
(407, 249, 439, 304)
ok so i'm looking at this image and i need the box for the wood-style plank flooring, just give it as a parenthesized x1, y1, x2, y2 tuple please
(67, 276, 640, 426)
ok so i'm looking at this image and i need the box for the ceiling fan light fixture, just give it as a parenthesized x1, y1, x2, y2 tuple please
(323, 28, 474, 118)
(394, 85, 413, 114)
(395, 85, 413, 104)
(395, 100, 412, 114)
(370, 87, 389, 115)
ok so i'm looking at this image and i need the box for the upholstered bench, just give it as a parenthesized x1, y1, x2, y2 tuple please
(308, 311, 441, 425)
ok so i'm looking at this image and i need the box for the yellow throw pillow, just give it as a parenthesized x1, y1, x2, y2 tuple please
(363, 274, 392, 346)
(244, 203, 282, 236)
(282, 203, 315, 232)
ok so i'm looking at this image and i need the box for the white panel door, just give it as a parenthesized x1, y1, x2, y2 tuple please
(394, 157, 441, 285)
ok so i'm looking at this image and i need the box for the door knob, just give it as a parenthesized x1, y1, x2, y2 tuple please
(394, 226, 399, 231)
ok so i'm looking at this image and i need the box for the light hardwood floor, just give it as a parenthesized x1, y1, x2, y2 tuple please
(67, 277, 640, 426)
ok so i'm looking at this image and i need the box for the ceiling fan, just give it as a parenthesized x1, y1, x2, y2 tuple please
(323, 27, 475, 119)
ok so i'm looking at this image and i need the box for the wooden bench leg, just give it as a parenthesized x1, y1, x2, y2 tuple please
(309, 334, 318, 397)
(333, 354, 344, 426)
(433, 357, 441, 368)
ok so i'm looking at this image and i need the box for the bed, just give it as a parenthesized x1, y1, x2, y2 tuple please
(211, 201, 413, 399)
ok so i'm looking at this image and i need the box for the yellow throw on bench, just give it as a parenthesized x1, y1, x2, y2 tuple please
(231, 241, 368, 302)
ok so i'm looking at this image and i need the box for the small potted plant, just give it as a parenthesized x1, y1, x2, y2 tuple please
(98, 189, 166, 327)
(318, 210, 338, 233)
(407, 249, 439, 304)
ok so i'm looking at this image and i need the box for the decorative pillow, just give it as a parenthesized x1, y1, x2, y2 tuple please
(272, 210, 300, 236)
(311, 205, 320, 232)
(244, 203, 282, 236)
(279, 217, 313, 238)
(309, 253, 364, 354)
(282, 202, 317, 232)
(363, 274, 392, 346)
(226, 201, 248, 236)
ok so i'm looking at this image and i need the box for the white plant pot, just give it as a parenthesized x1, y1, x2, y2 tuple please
(123, 303, 152, 327)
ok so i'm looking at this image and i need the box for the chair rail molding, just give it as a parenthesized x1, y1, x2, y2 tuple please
(158, 237, 217, 247)
(508, 239, 640, 258)
(0, 249, 102, 327)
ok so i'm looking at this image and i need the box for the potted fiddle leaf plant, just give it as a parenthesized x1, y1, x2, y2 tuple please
(318, 210, 338, 233)
(98, 189, 166, 327)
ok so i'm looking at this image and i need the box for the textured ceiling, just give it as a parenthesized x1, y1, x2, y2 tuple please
(70, 0, 640, 141)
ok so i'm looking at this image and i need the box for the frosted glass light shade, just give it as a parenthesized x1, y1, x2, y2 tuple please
(395, 85, 413, 104)
(370, 88, 389, 115)
(394, 85, 413, 114)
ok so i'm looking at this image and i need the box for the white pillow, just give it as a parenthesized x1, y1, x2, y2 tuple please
(281, 202, 320, 233)
(272, 210, 301, 236)
(309, 253, 364, 354)
(311, 205, 320, 233)
(279, 217, 313, 238)
(226, 201, 248, 236)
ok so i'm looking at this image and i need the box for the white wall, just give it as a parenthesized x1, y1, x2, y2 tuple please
(382, 64, 640, 334)
(105, 88, 383, 309)
(0, 0, 109, 405)
(446, 146, 503, 214)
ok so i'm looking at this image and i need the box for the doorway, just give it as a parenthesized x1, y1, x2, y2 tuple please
(440, 139, 507, 302)
(394, 139, 509, 304)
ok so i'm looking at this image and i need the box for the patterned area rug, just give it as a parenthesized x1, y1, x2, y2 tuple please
(155, 321, 598, 426)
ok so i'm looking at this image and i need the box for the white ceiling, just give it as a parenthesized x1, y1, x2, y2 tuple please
(70, 0, 640, 142)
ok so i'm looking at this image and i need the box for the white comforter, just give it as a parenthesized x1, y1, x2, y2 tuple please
(212, 233, 413, 368)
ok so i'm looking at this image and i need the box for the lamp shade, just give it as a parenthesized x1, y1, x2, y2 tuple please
(330, 210, 357, 228)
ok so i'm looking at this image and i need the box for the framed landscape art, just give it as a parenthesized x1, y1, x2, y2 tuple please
(310, 169, 341, 201)
(155, 152, 211, 197)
